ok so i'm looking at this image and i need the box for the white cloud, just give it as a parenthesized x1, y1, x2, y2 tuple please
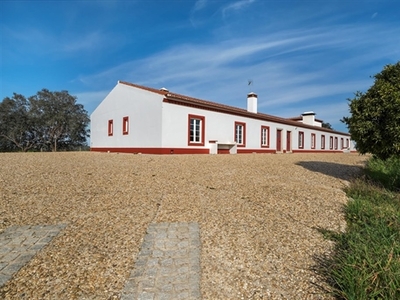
(193, 0, 207, 12)
(3, 26, 114, 57)
(222, 0, 256, 17)
(79, 20, 398, 129)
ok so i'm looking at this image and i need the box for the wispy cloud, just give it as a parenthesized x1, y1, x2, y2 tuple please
(3, 26, 115, 58)
(192, 0, 207, 12)
(222, 0, 256, 17)
(77, 20, 398, 132)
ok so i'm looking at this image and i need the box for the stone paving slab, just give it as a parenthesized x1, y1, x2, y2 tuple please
(121, 222, 201, 300)
(0, 224, 67, 287)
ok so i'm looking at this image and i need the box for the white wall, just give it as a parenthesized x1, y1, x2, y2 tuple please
(91, 83, 163, 148)
(161, 101, 355, 152)
(91, 84, 355, 153)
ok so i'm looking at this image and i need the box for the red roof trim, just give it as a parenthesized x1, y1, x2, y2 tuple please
(118, 80, 349, 136)
(119, 81, 168, 96)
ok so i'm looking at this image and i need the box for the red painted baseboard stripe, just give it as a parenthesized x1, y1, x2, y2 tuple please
(91, 147, 357, 155)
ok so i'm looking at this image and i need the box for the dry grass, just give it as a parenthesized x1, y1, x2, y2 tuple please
(0, 152, 368, 299)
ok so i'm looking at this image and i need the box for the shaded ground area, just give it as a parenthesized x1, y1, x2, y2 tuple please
(0, 152, 367, 299)
(296, 161, 365, 181)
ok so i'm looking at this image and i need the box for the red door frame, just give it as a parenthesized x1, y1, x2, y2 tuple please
(276, 129, 282, 152)
(286, 131, 291, 152)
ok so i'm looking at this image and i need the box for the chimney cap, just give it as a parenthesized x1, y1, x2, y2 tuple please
(302, 111, 316, 116)
(247, 92, 257, 98)
(160, 87, 169, 92)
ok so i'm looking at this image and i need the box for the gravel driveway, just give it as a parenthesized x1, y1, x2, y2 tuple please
(0, 152, 367, 299)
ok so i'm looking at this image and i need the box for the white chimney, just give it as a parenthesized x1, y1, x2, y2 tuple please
(247, 92, 257, 113)
(301, 111, 316, 126)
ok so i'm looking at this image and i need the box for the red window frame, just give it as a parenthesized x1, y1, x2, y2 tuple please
(321, 135, 325, 149)
(298, 131, 304, 149)
(122, 116, 129, 135)
(188, 114, 205, 146)
(311, 133, 316, 149)
(234, 121, 246, 147)
(261, 126, 270, 148)
(329, 136, 333, 149)
(108, 119, 113, 136)
(335, 137, 338, 150)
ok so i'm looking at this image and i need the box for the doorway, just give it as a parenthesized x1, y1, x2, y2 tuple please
(286, 131, 291, 152)
(276, 129, 282, 152)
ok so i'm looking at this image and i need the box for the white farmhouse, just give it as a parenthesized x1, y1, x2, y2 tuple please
(90, 81, 355, 154)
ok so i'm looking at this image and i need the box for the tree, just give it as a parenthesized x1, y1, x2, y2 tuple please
(0, 89, 90, 152)
(322, 122, 334, 130)
(29, 89, 90, 152)
(0, 93, 38, 152)
(341, 61, 400, 160)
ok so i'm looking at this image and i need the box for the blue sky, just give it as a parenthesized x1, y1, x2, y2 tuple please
(1, 0, 399, 133)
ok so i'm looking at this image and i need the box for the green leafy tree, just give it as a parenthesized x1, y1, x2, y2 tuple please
(0, 89, 90, 152)
(0, 93, 38, 152)
(322, 122, 333, 130)
(29, 89, 90, 152)
(341, 61, 400, 160)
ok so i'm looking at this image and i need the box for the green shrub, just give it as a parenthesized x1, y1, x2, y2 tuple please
(365, 156, 400, 191)
(322, 157, 400, 299)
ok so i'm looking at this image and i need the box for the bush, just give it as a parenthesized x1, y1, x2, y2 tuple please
(322, 157, 400, 299)
(365, 156, 400, 191)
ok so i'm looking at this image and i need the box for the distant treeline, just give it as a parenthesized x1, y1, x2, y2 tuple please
(0, 89, 90, 152)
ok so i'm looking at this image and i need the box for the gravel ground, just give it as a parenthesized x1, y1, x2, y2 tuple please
(0, 152, 367, 299)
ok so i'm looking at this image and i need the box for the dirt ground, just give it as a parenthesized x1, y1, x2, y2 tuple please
(0, 152, 368, 299)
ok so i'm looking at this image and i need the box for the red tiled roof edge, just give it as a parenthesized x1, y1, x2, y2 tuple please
(119, 81, 168, 96)
(118, 80, 350, 136)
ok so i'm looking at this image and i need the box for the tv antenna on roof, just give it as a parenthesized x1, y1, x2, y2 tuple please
(248, 79, 253, 92)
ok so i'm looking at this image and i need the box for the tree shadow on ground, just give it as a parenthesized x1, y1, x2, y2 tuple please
(310, 248, 340, 299)
(296, 161, 365, 181)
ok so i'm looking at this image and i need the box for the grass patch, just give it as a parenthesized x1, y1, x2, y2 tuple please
(364, 156, 400, 191)
(322, 156, 400, 299)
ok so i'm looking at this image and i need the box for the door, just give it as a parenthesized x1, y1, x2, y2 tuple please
(276, 129, 282, 152)
(286, 131, 291, 152)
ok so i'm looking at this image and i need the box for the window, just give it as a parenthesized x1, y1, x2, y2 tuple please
(329, 136, 333, 149)
(346, 138, 349, 148)
(321, 135, 325, 149)
(122, 116, 129, 135)
(311, 133, 316, 149)
(261, 126, 270, 147)
(298, 131, 304, 149)
(341, 138, 344, 149)
(235, 121, 246, 147)
(335, 137, 338, 150)
(108, 120, 113, 136)
(188, 114, 205, 146)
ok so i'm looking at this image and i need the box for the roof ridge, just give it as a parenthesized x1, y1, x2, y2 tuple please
(118, 80, 348, 135)
(119, 81, 168, 96)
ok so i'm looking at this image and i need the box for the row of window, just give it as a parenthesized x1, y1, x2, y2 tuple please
(298, 131, 349, 150)
(108, 116, 349, 150)
(108, 117, 129, 136)
(188, 115, 268, 148)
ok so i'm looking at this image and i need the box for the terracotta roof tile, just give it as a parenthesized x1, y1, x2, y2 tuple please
(118, 80, 349, 136)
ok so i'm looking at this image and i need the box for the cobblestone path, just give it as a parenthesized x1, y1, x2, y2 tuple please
(121, 222, 201, 300)
(0, 224, 66, 287)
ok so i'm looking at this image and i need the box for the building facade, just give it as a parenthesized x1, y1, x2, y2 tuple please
(90, 81, 355, 154)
